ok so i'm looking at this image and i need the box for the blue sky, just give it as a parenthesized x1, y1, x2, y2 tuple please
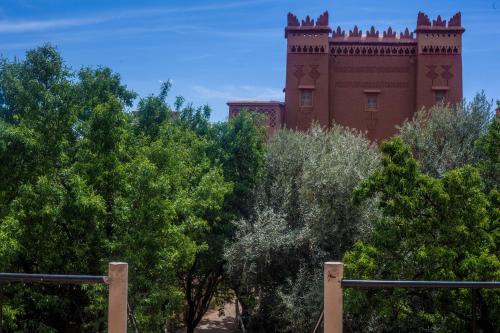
(1, 0, 499, 121)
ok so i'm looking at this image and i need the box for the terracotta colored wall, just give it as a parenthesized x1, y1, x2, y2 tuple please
(227, 10, 464, 141)
(415, 14, 464, 110)
(285, 52, 330, 130)
(284, 15, 331, 131)
(330, 55, 417, 141)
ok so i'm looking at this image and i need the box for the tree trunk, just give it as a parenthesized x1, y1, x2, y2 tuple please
(183, 257, 224, 333)
(186, 322, 196, 333)
(127, 303, 140, 333)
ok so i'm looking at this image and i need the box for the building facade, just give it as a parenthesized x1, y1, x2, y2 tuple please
(227, 10, 464, 140)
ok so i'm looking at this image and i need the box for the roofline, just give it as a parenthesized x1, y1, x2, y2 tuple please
(227, 100, 284, 106)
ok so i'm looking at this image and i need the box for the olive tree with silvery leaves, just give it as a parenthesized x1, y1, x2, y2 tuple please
(225, 125, 381, 332)
(398, 92, 493, 178)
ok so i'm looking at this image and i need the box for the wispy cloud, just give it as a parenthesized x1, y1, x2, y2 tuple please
(191, 85, 283, 101)
(0, 17, 105, 33)
(0, 0, 276, 34)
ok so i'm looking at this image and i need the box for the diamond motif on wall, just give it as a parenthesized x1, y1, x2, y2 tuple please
(426, 65, 438, 83)
(441, 65, 453, 83)
(294, 65, 305, 80)
(309, 65, 320, 81)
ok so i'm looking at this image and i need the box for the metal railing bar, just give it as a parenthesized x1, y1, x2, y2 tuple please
(0, 273, 106, 284)
(342, 279, 500, 289)
(311, 309, 324, 333)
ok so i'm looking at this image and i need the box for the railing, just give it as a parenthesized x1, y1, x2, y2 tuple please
(235, 300, 247, 333)
(323, 262, 500, 333)
(0, 262, 128, 333)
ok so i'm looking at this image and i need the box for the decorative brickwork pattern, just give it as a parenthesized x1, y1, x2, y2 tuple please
(330, 45, 417, 56)
(290, 45, 326, 53)
(421, 45, 459, 54)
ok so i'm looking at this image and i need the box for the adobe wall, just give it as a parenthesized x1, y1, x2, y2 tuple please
(284, 12, 331, 130)
(328, 25, 418, 140)
(330, 56, 416, 140)
(227, 101, 284, 138)
(227, 10, 464, 141)
(415, 12, 464, 110)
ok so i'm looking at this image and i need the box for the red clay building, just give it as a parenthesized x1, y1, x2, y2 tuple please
(227, 10, 464, 140)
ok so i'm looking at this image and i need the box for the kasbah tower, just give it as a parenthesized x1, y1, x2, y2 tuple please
(227, 10, 464, 140)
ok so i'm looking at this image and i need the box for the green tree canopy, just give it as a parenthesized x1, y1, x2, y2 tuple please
(344, 138, 500, 333)
(398, 92, 492, 177)
(0, 44, 234, 332)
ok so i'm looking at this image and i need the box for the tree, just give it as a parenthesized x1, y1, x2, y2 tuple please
(134, 81, 172, 138)
(0, 45, 233, 332)
(344, 138, 500, 333)
(398, 92, 492, 177)
(225, 125, 381, 332)
(0, 44, 112, 332)
(476, 113, 499, 192)
(175, 110, 266, 333)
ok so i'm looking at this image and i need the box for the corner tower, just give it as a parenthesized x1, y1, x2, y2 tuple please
(284, 12, 331, 130)
(415, 12, 465, 109)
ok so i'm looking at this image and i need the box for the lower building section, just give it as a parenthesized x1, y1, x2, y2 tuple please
(227, 101, 285, 138)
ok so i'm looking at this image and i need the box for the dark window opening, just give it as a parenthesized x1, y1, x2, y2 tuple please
(367, 94, 378, 110)
(300, 90, 313, 107)
(435, 90, 446, 104)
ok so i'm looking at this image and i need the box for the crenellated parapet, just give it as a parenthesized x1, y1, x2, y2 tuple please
(330, 24, 415, 43)
(301, 15, 315, 26)
(285, 11, 332, 38)
(316, 11, 329, 26)
(332, 26, 346, 38)
(448, 12, 461, 27)
(383, 27, 396, 38)
(416, 11, 464, 31)
(400, 28, 414, 39)
(366, 26, 379, 38)
(415, 12, 464, 55)
(287, 12, 300, 27)
(286, 11, 332, 54)
(329, 23, 417, 57)
(417, 11, 432, 26)
(348, 26, 362, 38)
(287, 11, 464, 57)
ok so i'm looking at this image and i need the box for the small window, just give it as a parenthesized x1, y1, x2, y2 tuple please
(435, 90, 446, 104)
(367, 94, 378, 109)
(300, 90, 313, 107)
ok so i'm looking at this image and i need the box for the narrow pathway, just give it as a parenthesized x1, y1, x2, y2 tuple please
(177, 302, 238, 333)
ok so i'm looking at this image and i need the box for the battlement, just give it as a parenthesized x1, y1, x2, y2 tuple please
(415, 12, 464, 55)
(286, 11, 463, 41)
(330, 25, 415, 42)
(416, 11, 464, 31)
(285, 11, 332, 38)
(286, 11, 464, 57)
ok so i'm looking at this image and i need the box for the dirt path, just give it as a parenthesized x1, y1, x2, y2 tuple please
(176, 302, 238, 333)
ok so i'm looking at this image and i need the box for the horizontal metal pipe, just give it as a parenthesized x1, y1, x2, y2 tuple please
(0, 273, 106, 284)
(342, 280, 500, 289)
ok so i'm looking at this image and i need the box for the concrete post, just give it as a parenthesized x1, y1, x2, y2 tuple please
(324, 262, 343, 333)
(108, 262, 128, 333)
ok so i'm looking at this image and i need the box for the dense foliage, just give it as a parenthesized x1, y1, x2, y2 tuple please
(344, 137, 499, 332)
(226, 100, 499, 332)
(225, 126, 381, 332)
(0, 45, 265, 332)
(398, 93, 492, 177)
